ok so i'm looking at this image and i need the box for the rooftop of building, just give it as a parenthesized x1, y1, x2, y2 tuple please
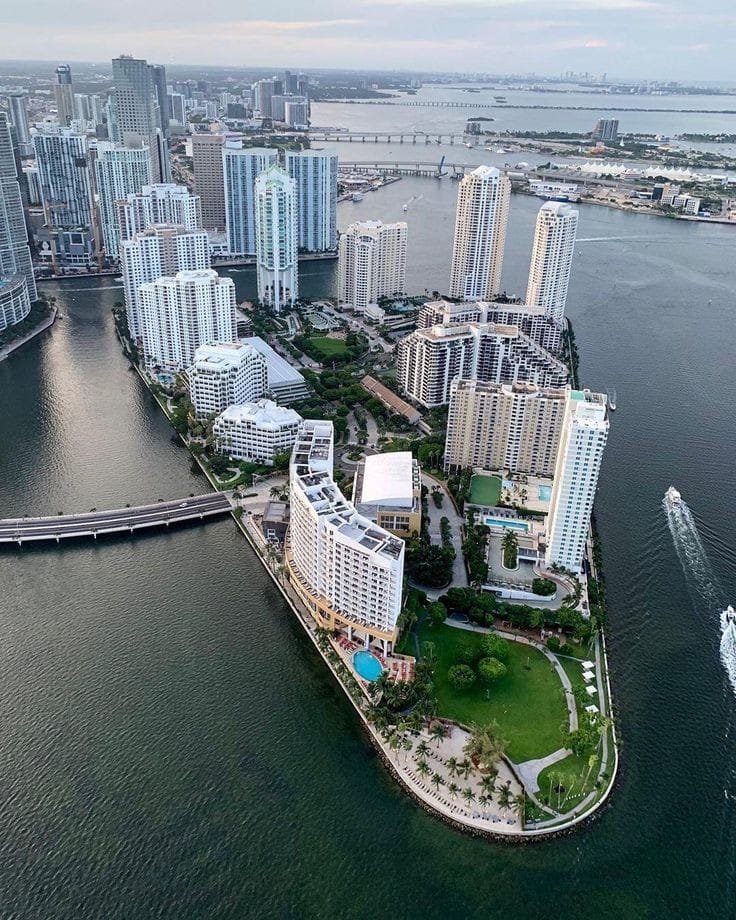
(216, 399, 301, 428)
(189, 341, 261, 372)
(242, 336, 306, 387)
(355, 452, 419, 510)
(452, 378, 569, 400)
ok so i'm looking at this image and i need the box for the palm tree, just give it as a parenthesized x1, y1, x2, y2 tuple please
(269, 485, 282, 499)
(497, 781, 513, 813)
(388, 733, 401, 758)
(459, 757, 472, 780)
(430, 772, 445, 793)
(416, 758, 431, 779)
(445, 756, 460, 778)
(430, 723, 446, 748)
(401, 736, 413, 763)
(448, 782, 460, 800)
(479, 773, 497, 798)
(477, 793, 491, 812)
(511, 791, 526, 822)
(461, 787, 476, 807)
(416, 739, 431, 760)
(463, 722, 507, 771)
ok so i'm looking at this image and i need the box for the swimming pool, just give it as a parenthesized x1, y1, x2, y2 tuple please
(538, 485, 552, 501)
(484, 517, 529, 532)
(353, 650, 383, 682)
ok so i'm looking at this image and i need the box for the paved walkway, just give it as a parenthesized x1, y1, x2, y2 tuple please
(0, 307, 57, 363)
(515, 748, 569, 793)
(421, 472, 467, 595)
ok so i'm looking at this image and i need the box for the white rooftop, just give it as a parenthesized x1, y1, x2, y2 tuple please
(191, 341, 258, 371)
(360, 452, 415, 508)
(242, 336, 306, 387)
(217, 399, 301, 430)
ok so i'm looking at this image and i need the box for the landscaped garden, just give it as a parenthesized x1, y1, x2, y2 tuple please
(412, 621, 569, 763)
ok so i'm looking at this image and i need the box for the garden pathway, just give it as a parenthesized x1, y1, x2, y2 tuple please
(421, 472, 468, 595)
(515, 748, 570, 793)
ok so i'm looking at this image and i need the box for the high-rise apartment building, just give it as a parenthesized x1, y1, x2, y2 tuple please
(338, 219, 407, 313)
(116, 183, 201, 245)
(284, 98, 309, 129)
(254, 78, 281, 119)
(444, 379, 568, 476)
(187, 341, 267, 417)
(138, 268, 237, 369)
(396, 321, 568, 408)
(54, 64, 74, 126)
(149, 64, 170, 136)
(121, 224, 209, 339)
(525, 202, 579, 325)
(285, 150, 337, 253)
(449, 165, 510, 301)
(287, 420, 405, 652)
(592, 118, 619, 143)
(223, 146, 278, 255)
(94, 142, 152, 258)
(0, 113, 36, 300)
(111, 56, 169, 183)
(213, 399, 302, 464)
(0, 274, 31, 332)
(5, 94, 32, 157)
(33, 128, 93, 230)
(545, 391, 609, 572)
(168, 92, 186, 127)
(255, 164, 298, 312)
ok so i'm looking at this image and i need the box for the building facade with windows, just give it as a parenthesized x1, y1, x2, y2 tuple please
(255, 164, 298, 312)
(117, 183, 201, 245)
(187, 341, 267, 417)
(287, 420, 405, 653)
(338, 219, 407, 313)
(213, 399, 302, 464)
(223, 146, 278, 255)
(525, 202, 578, 325)
(285, 150, 337, 252)
(138, 268, 237, 370)
(0, 113, 36, 300)
(94, 142, 153, 258)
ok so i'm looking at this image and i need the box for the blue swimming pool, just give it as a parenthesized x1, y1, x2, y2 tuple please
(484, 517, 529, 532)
(353, 650, 383, 681)
(538, 485, 552, 501)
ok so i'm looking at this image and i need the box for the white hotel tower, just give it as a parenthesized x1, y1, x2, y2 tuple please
(117, 183, 202, 245)
(94, 142, 153, 259)
(223, 146, 278, 256)
(287, 421, 405, 653)
(255, 164, 298, 312)
(545, 391, 609, 573)
(525, 202, 579, 325)
(139, 268, 237, 370)
(449, 165, 510, 302)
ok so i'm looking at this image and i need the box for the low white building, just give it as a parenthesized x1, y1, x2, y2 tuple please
(241, 335, 310, 403)
(187, 341, 267, 417)
(213, 399, 302, 464)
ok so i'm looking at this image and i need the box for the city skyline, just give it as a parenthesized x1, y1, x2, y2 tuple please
(1, 2, 735, 80)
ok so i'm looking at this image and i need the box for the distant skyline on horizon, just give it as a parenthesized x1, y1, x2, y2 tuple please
(1, 1, 735, 82)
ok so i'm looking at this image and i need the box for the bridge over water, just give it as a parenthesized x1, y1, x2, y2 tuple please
(310, 131, 467, 145)
(0, 493, 232, 545)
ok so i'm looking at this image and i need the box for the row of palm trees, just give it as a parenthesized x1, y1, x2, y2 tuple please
(411, 751, 524, 818)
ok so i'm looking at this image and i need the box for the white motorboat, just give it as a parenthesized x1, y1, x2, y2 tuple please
(721, 605, 736, 633)
(664, 486, 682, 509)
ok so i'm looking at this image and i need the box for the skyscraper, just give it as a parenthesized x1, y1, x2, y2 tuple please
(5, 94, 32, 157)
(33, 128, 93, 230)
(0, 113, 36, 301)
(117, 183, 201, 245)
(285, 150, 337, 253)
(94, 143, 153, 259)
(192, 132, 235, 231)
(223, 146, 278, 255)
(54, 64, 74, 127)
(148, 63, 170, 136)
(448, 165, 510, 301)
(545, 391, 609, 572)
(255, 164, 298, 312)
(111, 56, 169, 183)
(338, 220, 407, 313)
(525, 202, 579, 325)
(121, 224, 209, 339)
(138, 268, 237, 369)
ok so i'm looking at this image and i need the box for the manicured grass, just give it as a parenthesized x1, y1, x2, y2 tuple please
(416, 622, 568, 763)
(536, 752, 597, 812)
(307, 336, 349, 358)
(469, 473, 502, 508)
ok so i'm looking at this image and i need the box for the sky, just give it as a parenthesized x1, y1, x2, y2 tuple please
(2, 0, 735, 81)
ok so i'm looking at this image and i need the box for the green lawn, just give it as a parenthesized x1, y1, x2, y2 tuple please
(536, 752, 596, 812)
(469, 473, 502, 507)
(308, 336, 349, 358)
(416, 622, 568, 763)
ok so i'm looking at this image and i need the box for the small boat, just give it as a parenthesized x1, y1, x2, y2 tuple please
(351, 192, 363, 202)
(402, 204, 408, 211)
(664, 486, 682, 508)
(609, 388, 617, 411)
(721, 605, 736, 633)
(465, 142, 473, 148)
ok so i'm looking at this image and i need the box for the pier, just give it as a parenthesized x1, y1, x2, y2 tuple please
(310, 130, 467, 145)
(0, 493, 232, 545)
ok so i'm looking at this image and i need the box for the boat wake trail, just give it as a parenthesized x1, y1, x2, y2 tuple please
(663, 491, 736, 694)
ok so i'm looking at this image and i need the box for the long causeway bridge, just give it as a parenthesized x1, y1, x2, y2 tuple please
(0, 493, 232, 545)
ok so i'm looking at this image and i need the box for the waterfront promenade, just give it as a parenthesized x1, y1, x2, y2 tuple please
(0, 306, 57, 364)
(0, 493, 231, 544)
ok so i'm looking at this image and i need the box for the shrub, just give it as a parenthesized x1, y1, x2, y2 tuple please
(427, 601, 447, 627)
(532, 577, 557, 597)
(481, 633, 510, 662)
(477, 657, 507, 685)
(455, 642, 481, 666)
(448, 664, 476, 690)
(546, 636, 562, 652)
